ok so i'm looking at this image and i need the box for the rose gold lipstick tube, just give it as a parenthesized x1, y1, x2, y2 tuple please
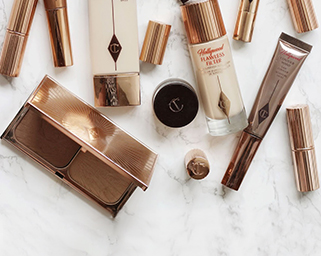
(233, 0, 260, 42)
(286, 105, 319, 192)
(0, 0, 38, 77)
(44, 0, 73, 67)
(222, 33, 312, 191)
(287, 0, 318, 33)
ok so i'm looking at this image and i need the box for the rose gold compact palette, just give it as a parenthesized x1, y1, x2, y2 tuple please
(1, 75, 158, 216)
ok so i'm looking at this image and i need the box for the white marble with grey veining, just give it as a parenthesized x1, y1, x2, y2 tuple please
(1, 0, 321, 255)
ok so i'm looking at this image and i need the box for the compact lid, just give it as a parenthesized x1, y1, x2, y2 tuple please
(287, 0, 319, 33)
(26, 76, 157, 190)
(140, 20, 171, 65)
(153, 79, 199, 128)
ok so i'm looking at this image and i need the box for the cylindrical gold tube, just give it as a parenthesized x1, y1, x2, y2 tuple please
(286, 104, 319, 192)
(233, 0, 260, 42)
(0, 0, 38, 77)
(44, 0, 73, 67)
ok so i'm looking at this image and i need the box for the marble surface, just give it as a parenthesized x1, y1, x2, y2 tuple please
(1, 0, 321, 255)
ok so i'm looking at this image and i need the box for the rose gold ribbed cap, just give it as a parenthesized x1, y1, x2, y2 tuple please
(140, 21, 171, 65)
(287, 0, 319, 33)
(180, 0, 226, 45)
(0, 0, 38, 77)
(185, 149, 210, 180)
(286, 104, 319, 192)
(44, 0, 66, 9)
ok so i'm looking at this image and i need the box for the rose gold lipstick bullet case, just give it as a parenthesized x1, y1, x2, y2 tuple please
(0, 0, 38, 77)
(287, 0, 318, 33)
(286, 105, 319, 192)
(1, 75, 158, 216)
(44, 0, 73, 67)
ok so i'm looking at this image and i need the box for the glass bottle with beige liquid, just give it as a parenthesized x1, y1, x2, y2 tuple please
(181, 0, 248, 136)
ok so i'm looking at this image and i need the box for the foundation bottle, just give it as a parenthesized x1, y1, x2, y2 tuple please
(181, 0, 248, 136)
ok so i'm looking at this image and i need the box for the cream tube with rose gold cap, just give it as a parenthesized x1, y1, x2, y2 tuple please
(286, 104, 319, 192)
(222, 33, 312, 191)
(88, 0, 140, 107)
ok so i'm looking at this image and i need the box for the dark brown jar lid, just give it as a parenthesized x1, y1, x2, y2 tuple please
(153, 79, 199, 128)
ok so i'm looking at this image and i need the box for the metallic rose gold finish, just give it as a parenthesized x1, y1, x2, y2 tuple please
(181, 0, 226, 45)
(233, 0, 260, 42)
(287, 0, 318, 33)
(0, 0, 38, 77)
(44, 0, 73, 67)
(44, 0, 66, 9)
(1, 75, 158, 216)
(140, 21, 171, 65)
(286, 104, 319, 192)
(222, 33, 312, 191)
(94, 74, 140, 107)
(0, 32, 28, 77)
(222, 131, 261, 190)
(185, 149, 210, 180)
(7, 0, 38, 34)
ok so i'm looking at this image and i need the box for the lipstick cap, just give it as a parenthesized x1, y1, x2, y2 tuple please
(222, 131, 262, 191)
(185, 149, 210, 180)
(140, 21, 171, 65)
(286, 104, 319, 192)
(7, 0, 38, 34)
(0, 0, 38, 77)
(287, 0, 319, 33)
(180, 0, 226, 44)
(233, 0, 260, 42)
(44, 0, 73, 67)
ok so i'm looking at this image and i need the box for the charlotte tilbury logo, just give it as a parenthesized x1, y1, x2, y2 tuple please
(108, 35, 122, 63)
(169, 98, 184, 113)
(258, 80, 279, 124)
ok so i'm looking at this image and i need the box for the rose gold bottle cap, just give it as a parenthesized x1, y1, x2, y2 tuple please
(233, 0, 260, 42)
(180, 0, 226, 45)
(140, 21, 171, 65)
(286, 104, 320, 192)
(287, 0, 319, 33)
(185, 149, 210, 180)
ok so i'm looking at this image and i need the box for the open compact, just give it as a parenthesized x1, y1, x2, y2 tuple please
(1, 75, 158, 216)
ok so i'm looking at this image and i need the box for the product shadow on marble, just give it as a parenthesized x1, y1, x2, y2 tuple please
(1, 75, 158, 217)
